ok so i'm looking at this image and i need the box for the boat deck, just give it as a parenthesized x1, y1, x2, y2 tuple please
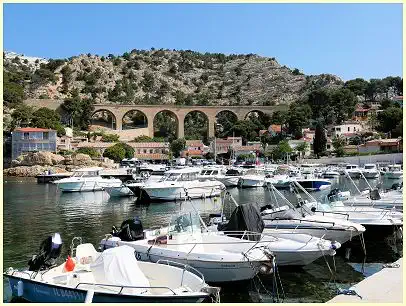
(327, 257, 402, 303)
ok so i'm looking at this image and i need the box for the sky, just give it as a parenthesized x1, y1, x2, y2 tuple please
(4, 3, 403, 81)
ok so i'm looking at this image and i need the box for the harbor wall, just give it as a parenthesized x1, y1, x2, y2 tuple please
(300, 153, 402, 166)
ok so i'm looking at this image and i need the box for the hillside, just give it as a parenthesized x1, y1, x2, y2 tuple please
(4, 49, 344, 106)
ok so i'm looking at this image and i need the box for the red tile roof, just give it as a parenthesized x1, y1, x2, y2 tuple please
(181, 150, 203, 157)
(234, 145, 261, 152)
(269, 125, 282, 133)
(128, 142, 169, 148)
(14, 127, 54, 132)
(134, 153, 169, 160)
(185, 140, 204, 147)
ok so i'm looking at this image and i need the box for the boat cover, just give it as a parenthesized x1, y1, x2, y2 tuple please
(90, 245, 150, 294)
(218, 203, 264, 240)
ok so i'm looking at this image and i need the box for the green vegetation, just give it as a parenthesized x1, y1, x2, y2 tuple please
(9, 105, 66, 136)
(132, 135, 165, 142)
(266, 140, 292, 161)
(313, 121, 327, 158)
(377, 107, 403, 138)
(170, 138, 186, 158)
(62, 88, 95, 130)
(332, 136, 346, 157)
(101, 134, 120, 142)
(103, 142, 134, 162)
(76, 147, 101, 158)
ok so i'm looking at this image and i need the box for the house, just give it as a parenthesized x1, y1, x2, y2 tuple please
(128, 142, 169, 155)
(288, 140, 312, 157)
(57, 136, 72, 152)
(12, 128, 57, 160)
(268, 124, 282, 136)
(358, 138, 402, 154)
(181, 140, 207, 157)
(331, 121, 364, 138)
(211, 137, 242, 154)
(393, 96, 403, 107)
(233, 145, 261, 157)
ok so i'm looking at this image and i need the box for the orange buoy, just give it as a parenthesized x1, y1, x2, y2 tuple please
(64, 255, 75, 272)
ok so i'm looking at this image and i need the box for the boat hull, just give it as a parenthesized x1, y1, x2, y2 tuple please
(104, 186, 134, 197)
(238, 178, 264, 188)
(5, 275, 207, 303)
(216, 177, 240, 187)
(142, 183, 224, 201)
(295, 179, 331, 191)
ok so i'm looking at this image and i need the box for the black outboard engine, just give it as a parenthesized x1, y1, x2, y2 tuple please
(327, 188, 341, 201)
(391, 183, 401, 190)
(28, 233, 63, 271)
(112, 217, 144, 241)
(369, 188, 381, 200)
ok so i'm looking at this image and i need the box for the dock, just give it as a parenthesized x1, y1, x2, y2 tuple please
(327, 258, 402, 303)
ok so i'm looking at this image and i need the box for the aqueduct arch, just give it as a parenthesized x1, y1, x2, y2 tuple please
(122, 109, 149, 130)
(91, 109, 117, 130)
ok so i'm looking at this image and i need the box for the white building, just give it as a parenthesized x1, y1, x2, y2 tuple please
(331, 122, 363, 138)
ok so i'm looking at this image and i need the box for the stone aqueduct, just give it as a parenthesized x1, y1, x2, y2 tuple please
(24, 99, 288, 138)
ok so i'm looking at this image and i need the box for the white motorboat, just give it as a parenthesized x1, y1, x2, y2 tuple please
(260, 184, 366, 244)
(215, 168, 244, 187)
(345, 164, 362, 179)
(206, 201, 341, 267)
(53, 167, 122, 192)
(104, 184, 135, 197)
(294, 176, 332, 191)
(140, 168, 225, 201)
(4, 234, 219, 303)
(100, 214, 273, 283)
(384, 164, 403, 179)
(197, 167, 226, 181)
(322, 168, 341, 178)
(291, 182, 403, 236)
(343, 188, 403, 210)
(361, 164, 380, 179)
(238, 168, 266, 188)
(265, 174, 292, 189)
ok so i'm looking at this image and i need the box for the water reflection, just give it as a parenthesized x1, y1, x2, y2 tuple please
(2, 175, 403, 303)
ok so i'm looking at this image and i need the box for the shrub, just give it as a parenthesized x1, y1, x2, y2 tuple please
(76, 147, 101, 158)
(103, 142, 134, 162)
(101, 134, 120, 142)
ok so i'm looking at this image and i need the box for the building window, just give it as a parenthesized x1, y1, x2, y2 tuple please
(143, 149, 147, 153)
(336, 127, 341, 132)
(43, 132, 49, 140)
(347, 127, 350, 132)
(354, 127, 356, 131)
(23, 132, 29, 140)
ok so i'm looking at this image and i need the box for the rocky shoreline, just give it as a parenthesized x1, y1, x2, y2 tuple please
(3, 152, 117, 177)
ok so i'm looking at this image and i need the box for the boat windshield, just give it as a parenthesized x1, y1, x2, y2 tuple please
(364, 165, 375, 169)
(159, 173, 180, 182)
(346, 165, 357, 169)
(246, 169, 262, 175)
(72, 171, 99, 177)
(389, 165, 401, 171)
(168, 212, 201, 235)
(225, 169, 241, 176)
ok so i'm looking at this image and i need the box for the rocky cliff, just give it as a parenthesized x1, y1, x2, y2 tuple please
(4, 151, 117, 177)
(4, 49, 343, 106)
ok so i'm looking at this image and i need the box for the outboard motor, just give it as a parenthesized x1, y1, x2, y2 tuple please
(369, 188, 381, 200)
(112, 217, 144, 241)
(327, 188, 341, 201)
(28, 233, 63, 271)
(391, 183, 401, 190)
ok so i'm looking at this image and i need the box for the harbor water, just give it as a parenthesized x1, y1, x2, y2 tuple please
(3, 175, 402, 302)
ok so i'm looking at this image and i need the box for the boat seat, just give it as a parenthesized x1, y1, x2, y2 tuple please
(75, 243, 100, 264)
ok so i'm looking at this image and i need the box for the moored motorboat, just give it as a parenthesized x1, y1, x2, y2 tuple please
(100, 214, 273, 283)
(261, 184, 366, 244)
(361, 164, 380, 179)
(53, 167, 122, 192)
(294, 176, 332, 191)
(238, 168, 266, 188)
(215, 168, 244, 187)
(140, 168, 225, 201)
(384, 164, 403, 179)
(206, 201, 341, 267)
(4, 234, 219, 303)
